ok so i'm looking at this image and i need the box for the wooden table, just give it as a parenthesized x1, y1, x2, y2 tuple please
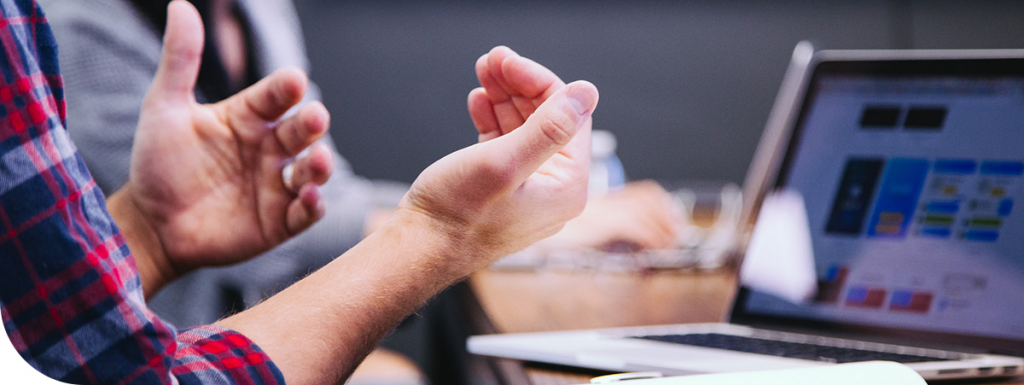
(469, 267, 1024, 385)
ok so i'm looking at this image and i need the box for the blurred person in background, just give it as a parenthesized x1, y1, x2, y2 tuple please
(42, 0, 680, 383)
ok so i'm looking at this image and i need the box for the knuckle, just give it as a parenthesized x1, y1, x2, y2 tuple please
(539, 110, 576, 146)
(314, 162, 332, 182)
(166, 45, 202, 69)
(267, 81, 288, 110)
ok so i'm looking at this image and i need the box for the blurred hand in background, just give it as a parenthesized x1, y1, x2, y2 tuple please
(542, 180, 680, 251)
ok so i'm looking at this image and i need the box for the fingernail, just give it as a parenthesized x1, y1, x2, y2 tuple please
(566, 84, 596, 117)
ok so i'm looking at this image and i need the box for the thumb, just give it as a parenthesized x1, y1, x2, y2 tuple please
(148, 0, 204, 105)
(494, 81, 599, 181)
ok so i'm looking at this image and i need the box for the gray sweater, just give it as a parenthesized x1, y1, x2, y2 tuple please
(41, 0, 407, 327)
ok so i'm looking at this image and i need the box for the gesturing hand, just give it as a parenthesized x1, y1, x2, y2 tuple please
(470, 47, 680, 252)
(110, 1, 333, 294)
(395, 46, 598, 272)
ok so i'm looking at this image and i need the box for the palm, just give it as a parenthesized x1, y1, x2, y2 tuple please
(131, 102, 282, 268)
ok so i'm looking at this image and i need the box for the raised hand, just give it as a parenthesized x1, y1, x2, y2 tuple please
(395, 48, 598, 270)
(111, 1, 333, 293)
(468, 46, 679, 252)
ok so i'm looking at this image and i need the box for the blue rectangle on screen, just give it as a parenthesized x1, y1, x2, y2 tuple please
(926, 201, 959, 214)
(980, 161, 1024, 176)
(867, 158, 929, 238)
(921, 228, 952, 238)
(890, 291, 912, 307)
(825, 159, 886, 235)
(846, 287, 868, 302)
(933, 160, 976, 175)
(964, 230, 999, 242)
(999, 199, 1013, 216)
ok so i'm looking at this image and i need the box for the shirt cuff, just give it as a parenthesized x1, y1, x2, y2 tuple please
(172, 325, 285, 385)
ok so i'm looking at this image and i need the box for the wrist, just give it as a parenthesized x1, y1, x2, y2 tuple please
(107, 182, 177, 298)
(383, 207, 490, 283)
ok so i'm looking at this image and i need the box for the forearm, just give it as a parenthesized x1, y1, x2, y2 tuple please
(107, 183, 176, 298)
(215, 209, 472, 385)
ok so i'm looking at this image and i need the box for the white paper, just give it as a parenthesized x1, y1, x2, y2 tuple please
(582, 361, 925, 385)
(740, 189, 817, 303)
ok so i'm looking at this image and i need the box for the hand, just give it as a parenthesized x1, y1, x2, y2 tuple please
(467, 47, 678, 251)
(545, 180, 681, 251)
(393, 47, 599, 273)
(109, 1, 333, 294)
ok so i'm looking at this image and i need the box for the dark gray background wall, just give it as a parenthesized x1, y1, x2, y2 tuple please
(294, 0, 1024, 185)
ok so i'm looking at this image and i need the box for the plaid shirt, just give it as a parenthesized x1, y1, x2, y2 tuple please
(0, 1, 284, 384)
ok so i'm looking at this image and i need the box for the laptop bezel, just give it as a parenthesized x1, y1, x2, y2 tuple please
(729, 48, 1024, 358)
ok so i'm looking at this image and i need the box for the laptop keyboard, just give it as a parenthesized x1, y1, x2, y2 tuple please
(636, 333, 968, 363)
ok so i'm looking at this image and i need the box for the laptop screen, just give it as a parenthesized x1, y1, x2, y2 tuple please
(732, 57, 1024, 355)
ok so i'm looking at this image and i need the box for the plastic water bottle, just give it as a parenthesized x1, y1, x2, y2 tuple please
(589, 130, 626, 197)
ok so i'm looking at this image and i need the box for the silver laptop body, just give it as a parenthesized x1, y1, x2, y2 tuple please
(468, 44, 1024, 380)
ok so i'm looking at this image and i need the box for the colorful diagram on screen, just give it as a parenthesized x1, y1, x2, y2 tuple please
(818, 157, 1020, 316)
(914, 159, 974, 239)
(911, 159, 1021, 242)
(826, 157, 1022, 242)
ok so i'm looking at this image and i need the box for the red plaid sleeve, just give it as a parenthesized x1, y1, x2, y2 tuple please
(0, 1, 284, 384)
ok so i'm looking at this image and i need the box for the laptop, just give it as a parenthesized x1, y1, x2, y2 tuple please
(467, 43, 1024, 380)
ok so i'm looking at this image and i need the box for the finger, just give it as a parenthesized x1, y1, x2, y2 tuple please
(147, 0, 204, 105)
(648, 203, 677, 240)
(476, 54, 508, 103)
(467, 87, 501, 142)
(485, 47, 531, 133)
(289, 143, 334, 189)
(286, 183, 326, 235)
(501, 55, 564, 106)
(482, 47, 567, 135)
(639, 207, 678, 249)
(626, 183, 679, 242)
(274, 101, 330, 156)
(225, 67, 308, 126)
(493, 96, 527, 135)
(505, 56, 565, 131)
(490, 81, 599, 181)
(485, 46, 519, 97)
(477, 51, 526, 134)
